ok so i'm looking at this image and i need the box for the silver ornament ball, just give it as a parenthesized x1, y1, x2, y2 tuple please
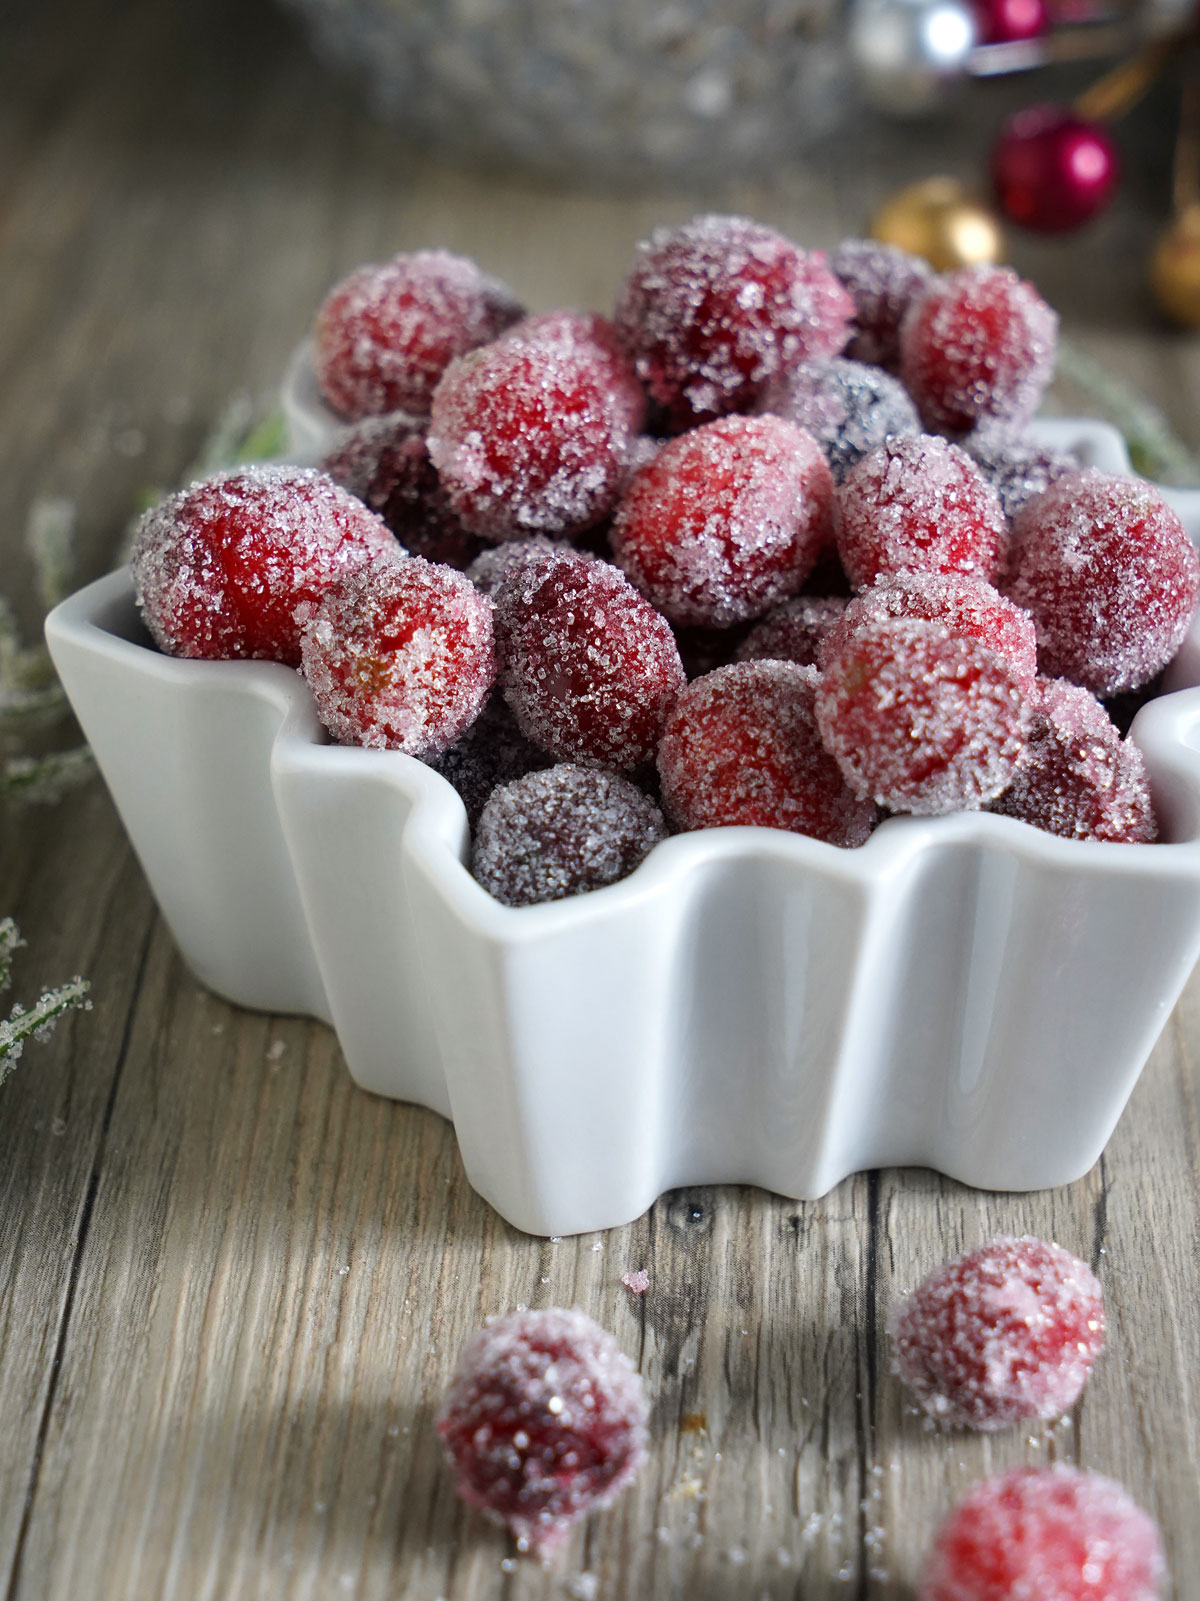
(849, 0, 976, 117)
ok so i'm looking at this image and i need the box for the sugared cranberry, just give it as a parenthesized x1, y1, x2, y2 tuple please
(424, 695, 551, 826)
(919, 1466, 1165, 1601)
(314, 250, 523, 421)
(131, 466, 396, 667)
(963, 427, 1077, 522)
(427, 314, 644, 542)
(900, 265, 1058, 436)
(322, 413, 486, 569)
(658, 661, 876, 843)
(497, 554, 686, 768)
(835, 435, 1008, 590)
(611, 414, 834, 628)
(736, 595, 848, 668)
(891, 1235, 1106, 1430)
(991, 678, 1156, 842)
(1003, 468, 1200, 697)
(436, 1308, 648, 1550)
(466, 536, 584, 599)
(829, 238, 935, 371)
(825, 571, 1038, 695)
(613, 214, 853, 430)
(472, 764, 667, 905)
(299, 556, 494, 754)
(816, 618, 1029, 814)
(757, 358, 921, 484)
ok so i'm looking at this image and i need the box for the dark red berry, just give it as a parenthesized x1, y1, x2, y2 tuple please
(830, 237, 935, 371)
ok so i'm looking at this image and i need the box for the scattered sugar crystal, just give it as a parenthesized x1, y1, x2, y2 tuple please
(621, 1269, 650, 1295)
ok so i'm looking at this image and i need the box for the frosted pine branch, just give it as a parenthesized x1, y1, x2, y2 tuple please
(26, 497, 78, 613)
(0, 919, 24, 992)
(3, 747, 96, 806)
(0, 978, 91, 1085)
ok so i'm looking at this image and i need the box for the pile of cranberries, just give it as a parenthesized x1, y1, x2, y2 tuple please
(131, 217, 1200, 908)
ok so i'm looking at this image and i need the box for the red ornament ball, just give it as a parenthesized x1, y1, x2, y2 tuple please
(299, 555, 495, 754)
(436, 1307, 648, 1551)
(991, 105, 1120, 234)
(131, 466, 397, 667)
(314, 250, 524, 420)
(427, 312, 644, 542)
(1003, 468, 1200, 697)
(890, 1235, 1106, 1430)
(613, 213, 854, 431)
(611, 414, 835, 628)
(657, 661, 877, 843)
(497, 553, 686, 768)
(973, 0, 1048, 45)
(919, 1465, 1165, 1601)
(472, 764, 667, 905)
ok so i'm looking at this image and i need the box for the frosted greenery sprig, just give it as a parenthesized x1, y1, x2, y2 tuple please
(0, 918, 91, 1086)
(1052, 340, 1200, 485)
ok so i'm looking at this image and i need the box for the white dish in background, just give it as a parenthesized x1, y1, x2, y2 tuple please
(45, 421, 1200, 1236)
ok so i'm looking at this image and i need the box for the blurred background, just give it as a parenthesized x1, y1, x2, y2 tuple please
(2, 0, 1198, 627)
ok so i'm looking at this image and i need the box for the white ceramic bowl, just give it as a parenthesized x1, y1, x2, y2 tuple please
(45, 420, 1200, 1236)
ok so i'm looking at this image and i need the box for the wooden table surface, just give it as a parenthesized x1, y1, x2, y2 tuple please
(3, 1, 1200, 1596)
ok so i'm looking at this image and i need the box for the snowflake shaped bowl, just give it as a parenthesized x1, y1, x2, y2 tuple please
(45, 415, 1200, 1236)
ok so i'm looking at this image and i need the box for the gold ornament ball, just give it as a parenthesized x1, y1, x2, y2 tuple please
(870, 177, 1005, 272)
(1151, 206, 1200, 329)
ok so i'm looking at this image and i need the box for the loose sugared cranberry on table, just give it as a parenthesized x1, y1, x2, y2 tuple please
(299, 555, 495, 754)
(472, 764, 667, 905)
(1003, 468, 1200, 698)
(919, 1466, 1165, 1601)
(816, 618, 1030, 815)
(436, 1307, 648, 1551)
(830, 237, 935, 372)
(313, 250, 524, 420)
(496, 553, 686, 769)
(657, 661, 877, 844)
(322, 413, 487, 570)
(900, 264, 1058, 436)
(757, 357, 921, 484)
(131, 465, 397, 667)
(427, 312, 645, 542)
(824, 571, 1038, 695)
(613, 214, 854, 430)
(991, 678, 1156, 843)
(610, 414, 834, 628)
(890, 1235, 1106, 1430)
(736, 594, 848, 669)
(835, 435, 1008, 591)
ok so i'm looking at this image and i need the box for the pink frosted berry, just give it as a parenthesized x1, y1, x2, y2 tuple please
(322, 413, 486, 569)
(991, 678, 1156, 843)
(658, 661, 876, 843)
(472, 764, 667, 905)
(130, 466, 396, 667)
(314, 250, 523, 420)
(836, 434, 1008, 590)
(466, 535, 582, 598)
(436, 1307, 648, 1551)
(830, 237, 935, 370)
(825, 571, 1038, 695)
(757, 357, 920, 484)
(900, 264, 1058, 436)
(963, 427, 1077, 522)
(611, 414, 834, 628)
(891, 1235, 1106, 1430)
(1003, 468, 1200, 697)
(299, 555, 494, 754)
(427, 313, 645, 542)
(613, 214, 854, 430)
(736, 594, 848, 668)
(816, 618, 1029, 815)
(919, 1466, 1165, 1601)
(497, 554, 686, 768)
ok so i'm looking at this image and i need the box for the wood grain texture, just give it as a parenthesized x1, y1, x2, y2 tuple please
(0, 0, 1198, 1595)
